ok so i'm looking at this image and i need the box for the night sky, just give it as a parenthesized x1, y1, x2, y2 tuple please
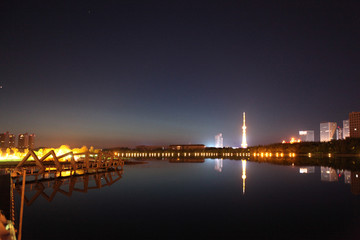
(1, 1, 359, 148)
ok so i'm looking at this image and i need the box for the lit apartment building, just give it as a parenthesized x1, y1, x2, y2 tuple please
(335, 127, 342, 140)
(349, 112, 360, 138)
(9, 134, 16, 148)
(0, 132, 10, 148)
(343, 120, 350, 139)
(215, 133, 223, 148)
(298, 130, 314, 142)
(18, 133, 35, 149)
(320, 122, 337, 142)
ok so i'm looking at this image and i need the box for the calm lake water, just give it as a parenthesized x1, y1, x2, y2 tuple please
(16, 159, 360, 240)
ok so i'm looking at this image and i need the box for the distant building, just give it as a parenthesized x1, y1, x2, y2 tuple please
(0, 132, 10, 148)
(335, 127, 343, 140)
(343, 120, 350, 139)
(135, 145, 164, 151)
(320, 122, 337, 142)
(28, 134, 35, 149)
(169, 144, 206, 151)
(349, 112, 360, 138)
(18, 133, 35, 149)
(215, 133, 223, 148)
(9, 134, 16, 148)
(18, 133, 29, 149)
(298, 130, 314, 142)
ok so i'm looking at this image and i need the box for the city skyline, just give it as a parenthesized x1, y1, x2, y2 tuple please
(1, 1, 360, 148)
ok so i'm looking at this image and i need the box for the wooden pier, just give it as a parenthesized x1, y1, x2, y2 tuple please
(0, 149, 124, 240)
(11, 150, 124, 178)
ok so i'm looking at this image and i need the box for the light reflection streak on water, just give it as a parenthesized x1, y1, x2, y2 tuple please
(242, 160, 246, 195)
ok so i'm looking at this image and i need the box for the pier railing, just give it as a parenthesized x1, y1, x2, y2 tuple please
(12, 150, 124, 178)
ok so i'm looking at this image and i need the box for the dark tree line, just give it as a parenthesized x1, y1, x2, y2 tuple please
(249, 138, 360, 154)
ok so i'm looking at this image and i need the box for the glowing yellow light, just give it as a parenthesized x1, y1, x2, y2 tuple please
(0, 145, 94, 162)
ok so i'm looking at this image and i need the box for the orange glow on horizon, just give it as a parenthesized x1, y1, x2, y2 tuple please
(0, 145, 98, 162)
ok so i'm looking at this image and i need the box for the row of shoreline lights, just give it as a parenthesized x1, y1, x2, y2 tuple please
(253, 152, 333, 158)
(114, 151, 333, 159)
(253, 152, 296, 157)
(115, 152, 252, 158)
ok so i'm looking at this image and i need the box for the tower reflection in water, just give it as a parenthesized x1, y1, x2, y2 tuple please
(213, 158, 360, 196)
(242, 160, 246, 195)
(213, 158, 246, 195)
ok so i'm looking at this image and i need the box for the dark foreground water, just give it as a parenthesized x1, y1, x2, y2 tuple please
(16, 159, 360, 240)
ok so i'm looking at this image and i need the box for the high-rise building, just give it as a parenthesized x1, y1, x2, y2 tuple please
(343, 120, 350, 139)
(298, 130, 314, 142)
(9, 134, 16, 148)
(215, 133, 223, 148)
(335, 127, 343, 140)
(320, 122, 337, 142)
(28, 134, 35, 149)
(349, 112, 360, 138)
(0, 132, 10, 148)
(18, 133, 29, 149)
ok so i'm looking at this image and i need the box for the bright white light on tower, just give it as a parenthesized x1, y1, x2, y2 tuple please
(241, 112, 248, 148)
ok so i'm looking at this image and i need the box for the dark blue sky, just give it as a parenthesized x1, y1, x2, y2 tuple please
(1, 0, 359, 148)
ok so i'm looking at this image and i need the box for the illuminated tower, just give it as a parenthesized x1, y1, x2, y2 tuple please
(241, 112, 248, 148)
(242, 160, 247, 195)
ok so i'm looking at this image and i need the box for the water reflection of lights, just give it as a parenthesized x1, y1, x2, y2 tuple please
(214, 159, 223, 172)
(299, 167, 315, 174)
(242, 160, 246, 195)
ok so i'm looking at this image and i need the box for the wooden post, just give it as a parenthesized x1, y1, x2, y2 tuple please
(18, 169, 26, 240)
